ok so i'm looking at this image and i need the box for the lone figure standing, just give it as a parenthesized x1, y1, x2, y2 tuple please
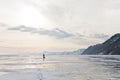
(43, 53, 45, 61)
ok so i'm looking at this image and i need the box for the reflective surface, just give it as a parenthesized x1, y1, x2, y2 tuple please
(0, 55, 120, 80)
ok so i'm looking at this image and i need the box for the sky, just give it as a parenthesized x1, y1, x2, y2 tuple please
(0, 0, 120, 53)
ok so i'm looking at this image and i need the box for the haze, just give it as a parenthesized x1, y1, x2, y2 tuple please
(0, 0, 120, 53)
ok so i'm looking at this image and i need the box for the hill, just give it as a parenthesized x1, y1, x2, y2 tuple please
(82, 33, 120, 55)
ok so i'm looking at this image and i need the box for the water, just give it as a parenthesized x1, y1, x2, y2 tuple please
(0, 55, 120, 80)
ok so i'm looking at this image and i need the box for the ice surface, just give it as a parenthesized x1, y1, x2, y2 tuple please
(0, 55, 120, 80)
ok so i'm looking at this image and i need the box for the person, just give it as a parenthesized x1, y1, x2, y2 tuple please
(43, 53, 45, 61)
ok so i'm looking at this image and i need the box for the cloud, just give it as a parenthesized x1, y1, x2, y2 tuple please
(0, 22, 9, 27)
(8, 25, 110, 40)
(75, 33, 110, 40)
(8, 25, 74, 39)
(26, 0, 107, 27)
(24, 0, 120, 35)
(6, 25, 110, 49)
(90, 33, 110, 40)
(7, 25, 110, 48)
(71, 33, 110, 46)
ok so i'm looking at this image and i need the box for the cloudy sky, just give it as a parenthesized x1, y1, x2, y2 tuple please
(0, 0, 120, 53)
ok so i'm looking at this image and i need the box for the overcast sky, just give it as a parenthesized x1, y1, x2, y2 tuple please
(0, 0, 120, 53)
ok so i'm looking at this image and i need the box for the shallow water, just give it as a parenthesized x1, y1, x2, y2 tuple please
(0, 55, 120, 80)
